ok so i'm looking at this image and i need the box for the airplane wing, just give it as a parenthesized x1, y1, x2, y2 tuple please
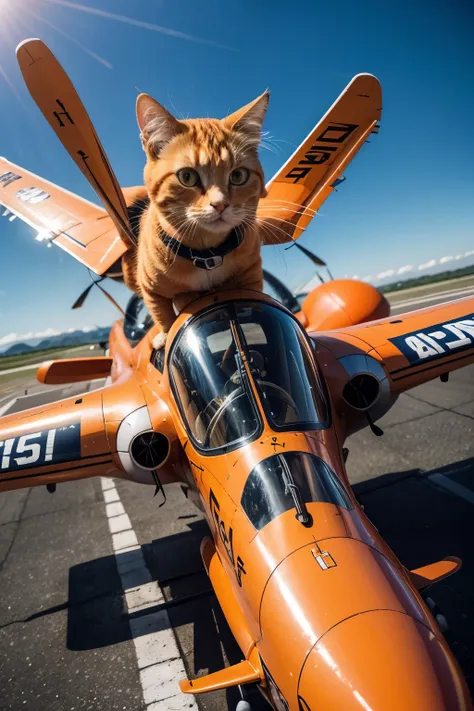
(0, 157, 128, 274)
(316, 297, 474, 392)
(0, 349, 182, 493)
(258, 73, 382, 243)
(0, 387, 116, 492)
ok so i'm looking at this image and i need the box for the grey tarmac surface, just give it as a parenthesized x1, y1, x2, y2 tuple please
(1, 285, 474, 710)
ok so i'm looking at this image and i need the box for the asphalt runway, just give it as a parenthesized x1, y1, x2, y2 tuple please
(1, 281, 474, 710)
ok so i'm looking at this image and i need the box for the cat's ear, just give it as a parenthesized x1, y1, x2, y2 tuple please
(222, 90, 269, 140)
(136, 94, 183, 159)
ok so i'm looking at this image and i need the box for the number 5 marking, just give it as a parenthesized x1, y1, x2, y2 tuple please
(15, 432, 42, 466)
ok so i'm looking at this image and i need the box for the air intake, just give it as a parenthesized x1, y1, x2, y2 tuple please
(342, 373, 380, 411)
(130, 431, 170, 470)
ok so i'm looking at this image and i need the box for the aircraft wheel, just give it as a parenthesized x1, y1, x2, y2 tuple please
(436, 613, 449, 633)
(236, 702, 252, 711)
(237, 683, 259, 711)
(425, 596, 449, 633)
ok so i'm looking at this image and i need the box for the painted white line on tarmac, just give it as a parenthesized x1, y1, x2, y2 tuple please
(0, 362, 43, 375)
(0, 397, 17, 417)
(387, 273, 474, 299)
(429, 473, 474, 506)
(103, 487, 120, 504)
(391, 285, 474, 311)
(0, 346, 100, 375)
(99, 477, 198, 710)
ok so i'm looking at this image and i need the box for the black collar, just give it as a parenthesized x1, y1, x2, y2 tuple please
(160, 225, 244, 270)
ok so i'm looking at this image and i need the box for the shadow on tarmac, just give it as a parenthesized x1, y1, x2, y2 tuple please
(64, 460, 474, 703)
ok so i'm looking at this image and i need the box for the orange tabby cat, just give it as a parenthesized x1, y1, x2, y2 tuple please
(122, 91, 270, 348)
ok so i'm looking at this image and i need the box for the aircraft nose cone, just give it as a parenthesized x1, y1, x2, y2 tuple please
(297, 610, 472, 711)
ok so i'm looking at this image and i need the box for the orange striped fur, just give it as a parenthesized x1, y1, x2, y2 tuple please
(123, 91, 270, 347)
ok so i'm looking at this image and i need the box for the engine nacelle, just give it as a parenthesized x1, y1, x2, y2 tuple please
(331, 353, 398, 436)
(302, 279, 390, 331)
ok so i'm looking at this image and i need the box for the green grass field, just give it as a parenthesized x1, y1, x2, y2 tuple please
(381, 264, 474, 293)
(0, 343, 102, 371)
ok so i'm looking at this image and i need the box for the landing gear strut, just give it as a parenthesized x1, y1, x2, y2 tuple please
(236, 683, 265, 711)
(425, 595, 449, 633)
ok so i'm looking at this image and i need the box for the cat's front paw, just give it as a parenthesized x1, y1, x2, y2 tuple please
(152, 331, 168, 350)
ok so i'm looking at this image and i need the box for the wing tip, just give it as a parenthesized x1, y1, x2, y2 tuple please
(348, 72, 382, 93)
(16, 37, 42, 54)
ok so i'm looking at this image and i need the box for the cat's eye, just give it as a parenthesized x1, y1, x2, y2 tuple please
(229, 168, 249, 186)
(176, 168, 200, 188)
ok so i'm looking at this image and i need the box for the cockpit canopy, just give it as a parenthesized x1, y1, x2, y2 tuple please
(169, 301, 329, 454)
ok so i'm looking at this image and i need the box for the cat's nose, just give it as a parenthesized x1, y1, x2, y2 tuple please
(211, 201, 229, 214)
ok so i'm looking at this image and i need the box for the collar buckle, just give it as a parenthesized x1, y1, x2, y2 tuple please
(193, 255, 224, 270)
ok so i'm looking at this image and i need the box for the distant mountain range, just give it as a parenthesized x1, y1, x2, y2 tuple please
(0, 326, 111, 356)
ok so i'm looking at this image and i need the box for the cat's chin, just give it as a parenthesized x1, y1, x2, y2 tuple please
(196, 218, 237, 235)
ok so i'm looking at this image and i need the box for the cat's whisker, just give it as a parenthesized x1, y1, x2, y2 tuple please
(160, 215, 192, 273)
(255, 219, 286, 244)
(259, 201, 318, 212)
(255, 217, 296, 244)
(256, 221, 288, 250)
(130, 89, 271, 333)
(257, 208, 320, 221)
(259, 142, 278, 156)
(260, 199, 320, 216)
(262, 206, 320, 219)
(257, 217, 299, 232)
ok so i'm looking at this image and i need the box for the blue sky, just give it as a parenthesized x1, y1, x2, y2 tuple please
(0, 0, 473, 345)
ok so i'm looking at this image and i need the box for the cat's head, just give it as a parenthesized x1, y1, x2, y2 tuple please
(136, 91, 269, 239)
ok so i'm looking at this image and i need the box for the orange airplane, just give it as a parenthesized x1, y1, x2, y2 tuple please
(1, 38, 472, 711)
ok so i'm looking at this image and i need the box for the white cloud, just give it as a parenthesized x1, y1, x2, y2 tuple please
(418, 259, 437, 270)
(376, 269, 395, 279)
(454, 254, 464, 260)
(0, 328, 61, 347)
(397, 264, 413, 275)
(464, 250, 474, 257)
(0, 326, 95, 347)
(361, 275, 372, 282)
(439, 255, 453, 264)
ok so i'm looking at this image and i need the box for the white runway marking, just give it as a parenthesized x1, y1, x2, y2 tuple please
(429, 472, 474, 506)
(100, 477, 198, 711)
(0, 397, 17, 416)
(390, 285, 474, 311)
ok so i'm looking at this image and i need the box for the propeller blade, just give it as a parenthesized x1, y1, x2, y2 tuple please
(291, 242, 327, 267)
(72, 276, 124, 315)
(95, 282, 125, 316)
(72, 282, 96, 310)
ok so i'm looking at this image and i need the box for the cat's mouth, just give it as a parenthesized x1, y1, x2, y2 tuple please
(196, 211, 236, 231)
